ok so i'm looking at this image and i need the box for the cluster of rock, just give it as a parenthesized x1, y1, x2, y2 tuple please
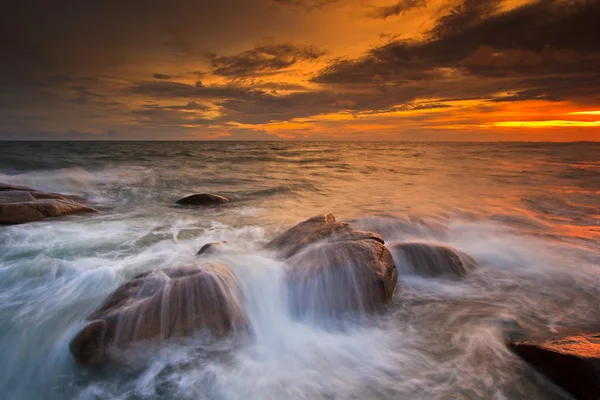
(4, 184, 585, 399)
(0, 183, 97, 225)
(0, 187, 231, 226)
(69, 213, 483, 365)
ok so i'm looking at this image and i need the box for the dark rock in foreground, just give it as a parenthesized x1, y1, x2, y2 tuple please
(510, 333, 600, 400)
(0, 183, 97, 225)
(388, 241, 477, 278)
(267, 214, 398, 319)
(70, 264, 246, 365)
(197, 241, 228, 255)
(176, 193, 229, 206)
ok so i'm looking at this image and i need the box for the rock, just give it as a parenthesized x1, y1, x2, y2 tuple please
(388, 241, 477, 278)
(197, 241, 228, 255)
(0, 183, 35, 191)
(0, 190, 36, 203)
(268, 214, 398, 319)
(0, 199, 97, 225)
(510, 333, 600, 400)
(176, 193, 229, 206)
(0, 183, 97, 225)
(265, 213, 354, 259)
(69, 320, 108, 365)
(69, 264, 246, 365)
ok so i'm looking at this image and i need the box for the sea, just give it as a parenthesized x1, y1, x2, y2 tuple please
(0, 141, 599, 399)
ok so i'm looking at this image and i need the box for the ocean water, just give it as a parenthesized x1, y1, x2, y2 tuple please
(0, 141, 599, 400)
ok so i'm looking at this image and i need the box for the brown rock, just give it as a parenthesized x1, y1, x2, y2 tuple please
(69, 320, 108, 365)
(268, 214, 398, 319)
(0, 190, 36, 203)
(0, 182, 97, 225)
(70, 264, 246, 365)
(0, 183, 35, 191)
(197, 241, 228, 255)
(388, 241, 477, 278)
(265, 214, 354, 259)
(0, 203, 46, 224)
(510, 333, 600, 400)
(176, 193, 229, 206)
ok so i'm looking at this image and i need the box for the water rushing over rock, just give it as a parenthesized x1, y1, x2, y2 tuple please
(0, 141, 599, 399)
(70, 264, 246, 364)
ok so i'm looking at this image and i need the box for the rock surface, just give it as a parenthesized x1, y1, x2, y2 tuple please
(70, 264, 246, 365)
(197, 241, 228, 255)
(388, 241, 477, 278)
(510, 333, 600, 400)
(0, 183, 97, 225)
(176, 193, 230, 206)
(267, 214, 398, 319)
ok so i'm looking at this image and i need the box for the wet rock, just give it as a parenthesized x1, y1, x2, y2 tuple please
(268, 214, 398, 319)
(0, 183, 35, 191)
(265, 213, 354, 259)
(510, 333, 600, 400)
(0, 183, 96, 225)
(69, 320, 108, 365)
(69, 264, 246, 365)
(388, 241, 477, 278)
(197, 241, 228, 255)
(176, 193, 229, 206)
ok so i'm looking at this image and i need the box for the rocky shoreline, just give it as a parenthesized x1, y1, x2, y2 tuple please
(3, 182, 598, 399)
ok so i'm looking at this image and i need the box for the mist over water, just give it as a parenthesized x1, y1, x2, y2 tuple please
(1, 141, 599, 399)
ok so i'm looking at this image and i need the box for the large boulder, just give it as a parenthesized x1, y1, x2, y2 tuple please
(388, 241, 477, 278)
(176, 193, 229, 206)
(0, 183, 96, 225)
(69, 263, 246, 365)
(267, 214, 398, 319)
(265, 214, 354, 259)
(510, 333, 600, 400)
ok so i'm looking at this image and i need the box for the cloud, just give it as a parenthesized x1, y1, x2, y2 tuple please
(153, 73, 173, 80)
(209, 44, 325, 78)
(372, 0, 426, 19)
(314, 0, 600, 103)
(271, 0, 341, 10)
(0, 129, 120, 141)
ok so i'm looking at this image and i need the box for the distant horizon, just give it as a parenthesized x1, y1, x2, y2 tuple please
(1, 139, 599, 143)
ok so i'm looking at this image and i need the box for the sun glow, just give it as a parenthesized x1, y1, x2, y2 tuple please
(494, 120, 600, 128)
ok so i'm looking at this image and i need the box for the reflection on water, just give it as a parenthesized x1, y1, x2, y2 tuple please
(0, 141, 599, 399)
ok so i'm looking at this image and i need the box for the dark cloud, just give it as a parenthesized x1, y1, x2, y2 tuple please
(0, 129, 120, 141)
(372, 0, 426, 19)
(314, 0, 600, 105)
(271, 0, 341, 10)
(127, 80, 266, 100)
(153, 74, 173, 80)
(209, 44, 324, 78)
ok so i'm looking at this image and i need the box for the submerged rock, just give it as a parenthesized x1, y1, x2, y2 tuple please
(510, 333, 600, 400)
(197, 241, 228, 255)
(0, 183, 97, 225)
(268, 214, 397, 319)
(388, 241, 476, 278)
(69, 264, 246, 365)
(176, 193, 229, 206)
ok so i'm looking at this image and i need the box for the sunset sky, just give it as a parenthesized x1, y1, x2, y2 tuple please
(2, 0, 599, 141)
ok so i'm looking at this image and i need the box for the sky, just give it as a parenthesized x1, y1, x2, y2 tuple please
(1, 0, 599, 141)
